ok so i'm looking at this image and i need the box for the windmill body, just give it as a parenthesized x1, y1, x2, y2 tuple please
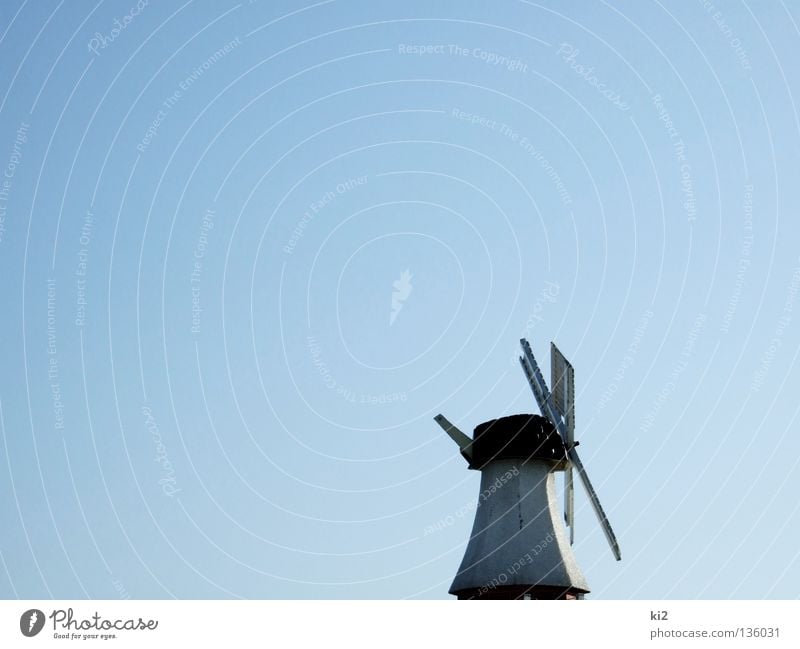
(448, 415, 589, 599)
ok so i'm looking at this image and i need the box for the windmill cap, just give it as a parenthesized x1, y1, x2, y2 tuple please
(469, 414, 567, 470)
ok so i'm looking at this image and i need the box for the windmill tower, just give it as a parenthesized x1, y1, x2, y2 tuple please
(434, 339, 621, 600)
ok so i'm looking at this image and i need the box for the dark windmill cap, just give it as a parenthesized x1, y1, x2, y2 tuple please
(468, 414, 567, 470)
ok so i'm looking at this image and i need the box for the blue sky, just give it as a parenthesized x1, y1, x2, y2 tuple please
(1, 0, 799, 599)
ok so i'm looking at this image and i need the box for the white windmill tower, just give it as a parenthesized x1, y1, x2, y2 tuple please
(434, 338, 621, 599)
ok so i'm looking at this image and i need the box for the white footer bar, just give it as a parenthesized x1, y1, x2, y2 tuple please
(1, 600, 797, 648)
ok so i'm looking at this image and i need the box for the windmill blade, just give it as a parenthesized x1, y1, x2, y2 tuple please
(551, 342, 576, 542)
(550, 342, 575, 439)
(564, 465, 575, 544)
(519, 340, 562, 436)
(567, 446, 622, 561)
(519, 355, 548, 418)
(434, 414, 473, 463)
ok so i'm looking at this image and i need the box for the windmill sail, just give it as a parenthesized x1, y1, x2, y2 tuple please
(550, 343, 574, 435)
(434, 414, 473, 463)
(567, 447, 622, 561)
(551, 343, 575, 544)
(519, 339, 561, 430)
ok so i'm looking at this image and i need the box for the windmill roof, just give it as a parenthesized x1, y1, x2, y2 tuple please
(468, 414, 568, 470)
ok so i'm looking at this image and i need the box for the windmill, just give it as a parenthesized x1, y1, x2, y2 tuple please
(434, 338, 621, 599)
